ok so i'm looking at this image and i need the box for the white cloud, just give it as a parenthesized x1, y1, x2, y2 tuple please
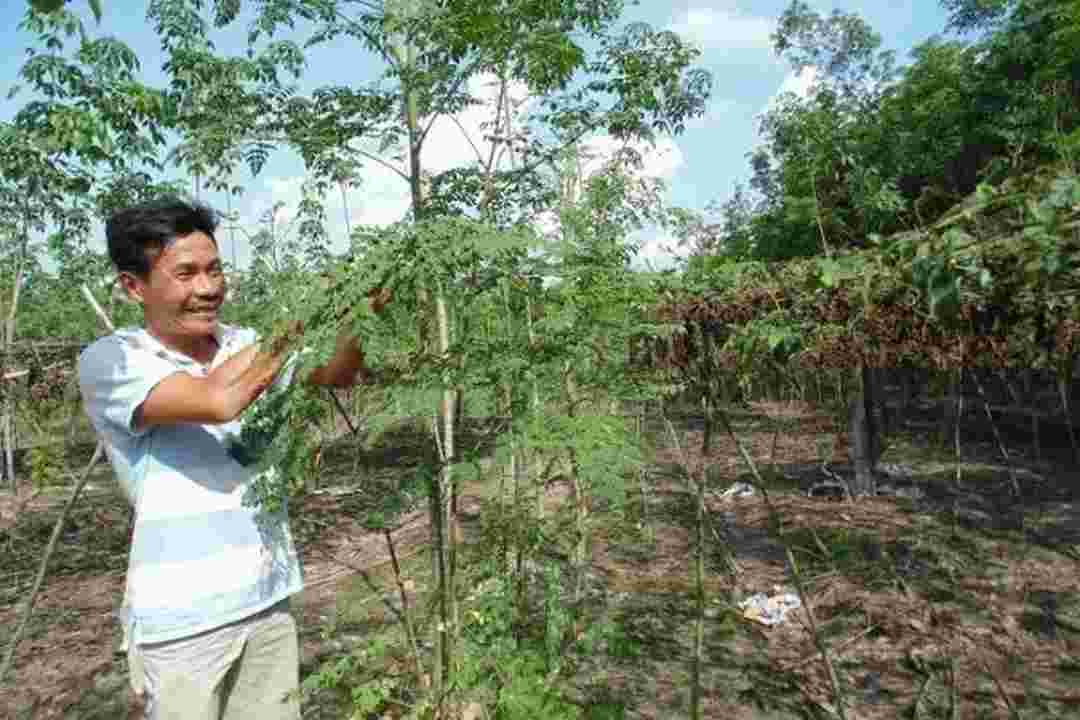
(631, 230, 686, 272)
(669, 5, 776, 52)
(759, 66, 820, 119)
(778, 66, 819, 100)
(422, 73, 535, 176)
(753, 65, 819, 145)
(344, 163, 411, 229)
(579, 134, 685, 185)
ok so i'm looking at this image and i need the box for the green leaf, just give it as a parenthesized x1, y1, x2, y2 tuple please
(30, 0, 65, 14)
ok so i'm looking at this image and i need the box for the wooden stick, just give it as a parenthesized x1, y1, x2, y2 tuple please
(714, 407, 848, 720)
(327, 388, 358, 436)
(970, 372, 1021, 498)
(0, 442, 105, 686)
(981, 660, 1021, 719)
(81, 284, 116, 333)
(913, 671, 933, 720)
(385, 528, 425, 684)
(1059, 355, 1079, 466)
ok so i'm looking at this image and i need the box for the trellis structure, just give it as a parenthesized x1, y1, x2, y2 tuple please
(632, 171, 1080, 489)
(1, 340, 88, 489)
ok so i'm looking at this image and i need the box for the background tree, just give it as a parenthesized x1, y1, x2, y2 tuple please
(2, 6, 178, 489)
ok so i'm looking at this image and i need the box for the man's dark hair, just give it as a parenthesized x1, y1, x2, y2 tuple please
(106, 197, 220, 276)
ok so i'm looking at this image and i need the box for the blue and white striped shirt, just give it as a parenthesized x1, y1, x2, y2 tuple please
(77, 323, 304, 645)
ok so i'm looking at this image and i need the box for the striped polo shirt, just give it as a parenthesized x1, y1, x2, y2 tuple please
(77, 323, 304, 645)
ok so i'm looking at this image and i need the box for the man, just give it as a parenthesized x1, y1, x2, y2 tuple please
(78, 197, 385, 719)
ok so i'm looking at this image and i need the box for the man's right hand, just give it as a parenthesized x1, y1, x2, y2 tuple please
(134, 344, 288, 431)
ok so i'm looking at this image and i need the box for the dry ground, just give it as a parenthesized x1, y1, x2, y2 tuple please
(1, 402, 1079, 719)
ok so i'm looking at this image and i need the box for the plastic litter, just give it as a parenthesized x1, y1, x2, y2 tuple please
(719, 481, 755, 498)
(738, 590, 802, 627)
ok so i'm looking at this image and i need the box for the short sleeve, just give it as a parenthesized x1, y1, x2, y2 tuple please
(78, 335, 183, 438)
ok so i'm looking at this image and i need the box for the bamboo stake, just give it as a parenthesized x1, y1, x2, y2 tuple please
(955, 368, 965, 490)
(970, 372, 1021, 498)
(0, 442, 105, 686)
(1058, 355, 1079, 466)
(981, 660, 1019, 719)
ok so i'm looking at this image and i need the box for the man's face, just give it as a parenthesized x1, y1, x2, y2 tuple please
(120, 231, 227, 340)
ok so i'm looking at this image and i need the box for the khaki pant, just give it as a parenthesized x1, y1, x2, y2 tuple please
(132, 601, 301, 720)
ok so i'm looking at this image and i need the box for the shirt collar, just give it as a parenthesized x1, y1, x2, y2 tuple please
(130, 323, 239, 369)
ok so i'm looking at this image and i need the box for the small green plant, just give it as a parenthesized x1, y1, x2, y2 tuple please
(28, 445, 64, 488)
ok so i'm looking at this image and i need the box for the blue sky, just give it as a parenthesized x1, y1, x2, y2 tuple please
(1, 1, 955, 273)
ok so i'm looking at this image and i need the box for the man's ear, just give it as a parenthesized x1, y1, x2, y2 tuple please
(116, 272, 146, 305)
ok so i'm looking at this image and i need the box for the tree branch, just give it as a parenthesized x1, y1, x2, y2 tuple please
(327, 4, 400, 74)
(447, 113, 486, 167)
(418, 56, 488, 147)
(348, 144, 411, 183)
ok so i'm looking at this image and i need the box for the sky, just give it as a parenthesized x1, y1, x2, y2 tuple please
(0, 0, 956, 275)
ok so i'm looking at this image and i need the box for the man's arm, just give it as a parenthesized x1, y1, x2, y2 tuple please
(306, 287, 392, 388)
(135, 342, 289, 430)
(306, 331, 366, 387)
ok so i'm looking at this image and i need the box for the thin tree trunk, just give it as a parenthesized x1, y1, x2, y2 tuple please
(524, 291, 542, 520)
(384, 529, 424, 682)
(435, 291, 457, 687)
(428, 413, 448, 696)
(398, 28, 452, 707)
(339, 177, 352, 240)
(497, 281, 528, 635)
(3, 261, 26, 490)
(562, 361, 588, 640)
(811, 171, 834, 260)
(848, 365, 879, 496)
(227, 192, 239, 271)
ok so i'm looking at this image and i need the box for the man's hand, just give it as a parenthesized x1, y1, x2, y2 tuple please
(134, 343, 288, 430)
(269, 319, 305, 357)
(369, 287, 392, 315)
(303, 287, 391, 388)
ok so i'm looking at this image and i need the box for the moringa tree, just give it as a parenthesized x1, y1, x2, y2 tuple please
(144, 0, 710, 710)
